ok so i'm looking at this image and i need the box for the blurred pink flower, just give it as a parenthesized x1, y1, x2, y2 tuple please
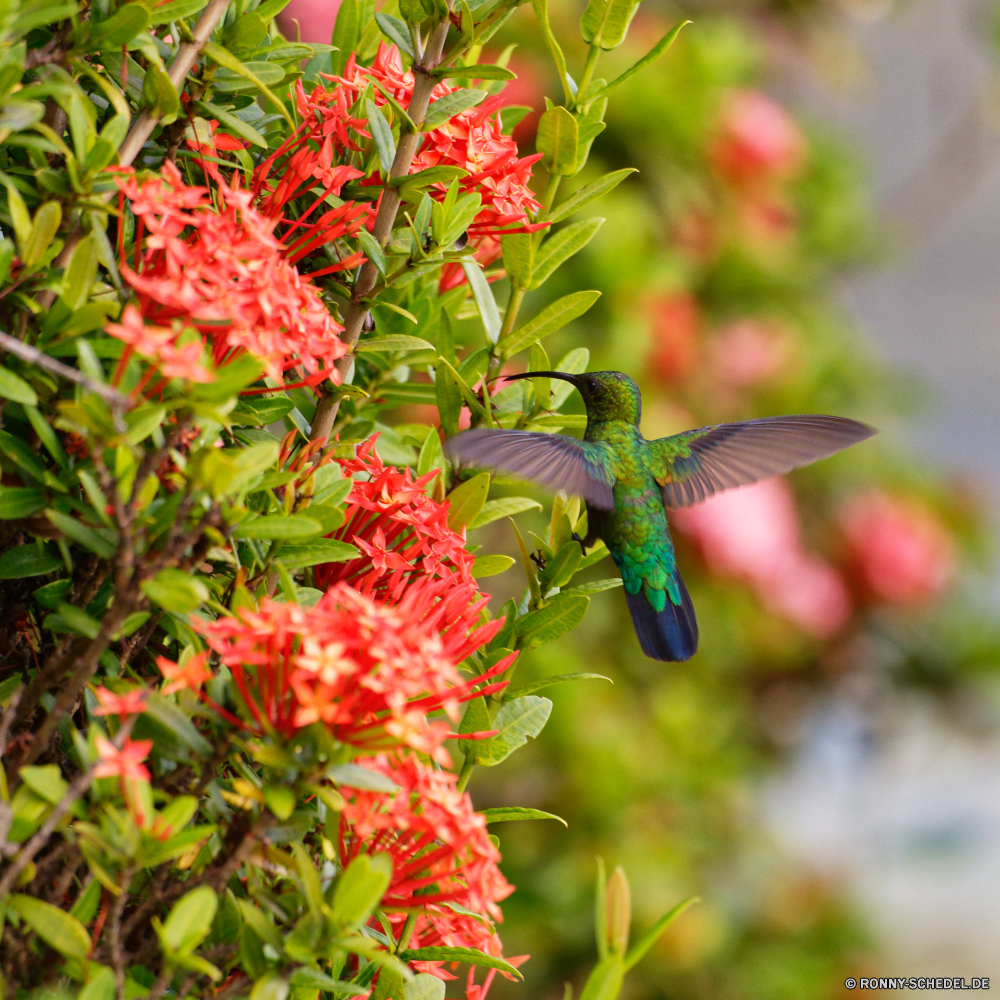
(674, 479, 851, 638)
(840, 491, 955, 605)
(646, 292, 701, 384)
(710, 89, 807, 185)
(709, 318, 791, 388)
(276, 0, 341, 43)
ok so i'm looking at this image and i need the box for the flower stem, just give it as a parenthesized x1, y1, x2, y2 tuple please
(456, 754, 476, 793)
(575, 45, 601, 109)
(397, 910, 419, 952)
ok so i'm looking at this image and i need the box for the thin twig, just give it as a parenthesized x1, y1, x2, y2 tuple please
(0, 331, 131, 411)
(309, 20, 453, 444)
(109, 863, 137, 1000)
(0, 687, 23, 759)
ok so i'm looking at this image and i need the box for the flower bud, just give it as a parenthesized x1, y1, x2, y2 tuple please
(605, 866, 631, 955)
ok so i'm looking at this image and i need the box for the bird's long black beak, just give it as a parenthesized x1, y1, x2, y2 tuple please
(503, 370, 578, 384)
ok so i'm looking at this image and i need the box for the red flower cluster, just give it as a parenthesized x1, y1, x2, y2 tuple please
(168, 582, 509, 761)
(840, 490, 955, 606)
(332, 45, 546, 285)
(315, 437, 477, 605)
(108, 162, 350, 388)
(340, 752, 521, 986)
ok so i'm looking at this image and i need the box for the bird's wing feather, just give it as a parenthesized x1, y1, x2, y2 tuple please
(445, 428, 616, 509)
(647, 415, 875, 509)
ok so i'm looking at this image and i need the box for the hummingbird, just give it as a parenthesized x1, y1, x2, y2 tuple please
(445, 370, 875, 662)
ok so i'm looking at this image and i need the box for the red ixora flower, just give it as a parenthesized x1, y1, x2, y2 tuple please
(94, 735, 153, 781)
(108, 162, 351, 390)
(329, 45, 546, 287)
(175, 583, 511, 759)
(340, 752, 526, 989)
(92, 686, 148, 721)
(315, 437, 477, 609)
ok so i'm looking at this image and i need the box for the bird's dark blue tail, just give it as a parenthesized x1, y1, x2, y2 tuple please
(624, 575, 699, 662)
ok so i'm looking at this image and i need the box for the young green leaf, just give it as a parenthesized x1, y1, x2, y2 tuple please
(536, 106, 579, 176)
(277, 538, 359, 569)
(160, 886, 218, 954)
(423, 89, 487, 130)
(141, 568, 210, 614)
(333, 853, 392, 927)
(198, 99, 268, 148)
(475, 695, 553, 765)
(460, 260, 502, 343)
(332, 0, 377, 75)
(233, 514, 323, 540)
(46, 510, 118, 559)
(398, 946, 524, 979)
(470, 497, 543, 529)
(21, 200, 61, 268)
(0, 364, 36, 405)
(531, 217, 604, 289)
(366, 98, 396, 174)
(374, 12, 413, 56)
(580, 0, 639, 50)
(89, 4, 150, 49)
(500, 290, 601, 359)
(482, 806, 568, 827)
(512, 593, 590, 647)
(622, 897, 699, 971)
(9, 895, 92, 959)
(472, 554, 515, 577)
(588, 21, 691, 102)
(446, 472, 490, 531)
(356, 227, 387, 277)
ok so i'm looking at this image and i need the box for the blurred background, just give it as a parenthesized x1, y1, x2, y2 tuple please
(285, 0, 1000, 995)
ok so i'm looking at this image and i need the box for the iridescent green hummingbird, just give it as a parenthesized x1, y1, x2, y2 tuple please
(445, 370, 875, 661)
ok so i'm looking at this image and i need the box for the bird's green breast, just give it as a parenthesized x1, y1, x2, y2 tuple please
(585, 423, 680, 612)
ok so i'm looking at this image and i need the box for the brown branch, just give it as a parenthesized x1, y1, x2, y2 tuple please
(309, 20, 453, 444)
(0, 331, 131, 411)
(109, 863, 137, 1000)
(0, 687, 22, 760)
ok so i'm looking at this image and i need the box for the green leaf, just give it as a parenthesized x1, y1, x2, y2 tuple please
(588, 21, 690, 102)
(623, 897, 698, 971)
(357, 335, 434, 354)
(500, 290, 601, 359)
(395, 164, 467, 195)
(334, 853, 392, 927)
(160, 885, 217, 954)
(580, 0, 639, 49)
(513, 593, 590, 647)
(89, 4, 150, 49)
(399, 946, 524, 979)
(0, 364, 36, 406)
(435, 366, 463, 438)
(470, 497, 542, 529)
(332, 0, 376, 75)
(326, 763, 399, 792)
(21, 200, 61, 268)
(277, 538, 359, 569)
(125, 403, 167, 445)
(436, 63, 516, 81)
(70, 876, 103, 926)
(9, 895, 91, 959)
(356, 227, 386, 277)
(531, 218, 604, 289)
(510, 671, 612, 697)
(536, 106, 578, 176)
(460, 260, 502, 343)
(263, 786, 295, 821)
(52, 602, 101, 638)
(472, 554, 515, 577)
(482, 805, 567, 826)
(46, 510, 118, 559)
(255, 0, 294, 19)
(423, 89, 487, 130)
(142, 63, 180, 121)
(501, 232, 535, 289)
(0, 487, 45, 519)
(0, 544, 62, 578)
(374, 12, 413, 56)
(141, 568, 210, 613)
(202, 42, 292, 124)
(531, 0, 573, 104)
(476, 695, 552, 765)
(0, 429, 51, 486)
(366, 98, 396, 174)
(446, 473, 490, 531)
(233, 515, 322, 540)
(60, 234, 98, 312)
(19, 764, 68, 805)
(198, 99, 268, 148)
(147, 0, 209, 24)
(580, 954, 624, 1000)
(405, 974, 446, 1000)
(78, 966, 116, 1000)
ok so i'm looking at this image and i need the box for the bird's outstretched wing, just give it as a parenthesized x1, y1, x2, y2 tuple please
(647, 415, 875, 509)
(445, 429, 616, 509)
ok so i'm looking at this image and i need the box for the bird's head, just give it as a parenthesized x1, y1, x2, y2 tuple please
(504, 370, 642, 425)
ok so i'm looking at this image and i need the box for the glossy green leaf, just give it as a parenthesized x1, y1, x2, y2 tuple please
(356, 227, 386, 277)
(233, 514, 323, 540)
(356, 335, 434, 354)
(531, 217, 604, 289)
(0, 544, 62, 579)
(475, 695, 552, 765)
(333, 853, 392, 927)
(580, 0, 638, 49)
(46, 510, 117, 559)
(436, 64, 516, 81)
(399, 946, 524, 979)
(482, 805, 568, 827)
(580, 954, 624, 1000)
(61, 234, 98, 311)
(510, 671, 613, 697)
(21, 200, 61, 268)
(19, 764, 68, 804)
(472, 554, 515, 577)
(332, 0, 376, 75)
(423, 89, 487, 130)
(147, 0, 208, 24)
(513, 593, 590, 647)
(52, 602, 101, 638)
(277, 538, 359, 569)
(435, 364, 463, 438)
(202, 42, 291, 123)
(405, 974, 446, 1000)
(588, 21, 690, 101)
(366, 98, 396, 174)
(446, 473, 490, 531)
(264, 786, 295, 821)
(160, 885, 217, 954)
(460, 259, 502, 343)
(89, 4, 150, 49)
(549, 169, 635, 225)
(469, 497, 542, 529)
(141, 568, 210, 613)
(9, 895, 91, 959)
(500, 290, 601, 359)
(0, 364, 36, 406)
(198, 99, 268, 148)
(374, 12, 413, 56)
(536, 106, 578, 176)
(501, 232, 535, 289)
(0, 487, 45, 519)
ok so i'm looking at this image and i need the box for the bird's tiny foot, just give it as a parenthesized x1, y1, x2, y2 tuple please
(571, 532, 588, 555)
(530, 550, 546, 570)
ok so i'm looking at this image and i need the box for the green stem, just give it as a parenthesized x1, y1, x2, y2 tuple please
(456, 754, 476, 793)
(575, 44, 601, 109)
(396, 911, 419, 953)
